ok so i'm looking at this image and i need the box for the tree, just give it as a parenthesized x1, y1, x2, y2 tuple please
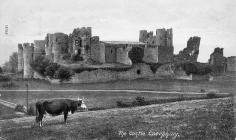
(30, 56, 50, 76)
(54, 66, 74, 82)
(45, 63, 60, 78)
(2, 52, 18, 73)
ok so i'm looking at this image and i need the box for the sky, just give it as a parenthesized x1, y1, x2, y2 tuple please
(0, 0, 236, 65)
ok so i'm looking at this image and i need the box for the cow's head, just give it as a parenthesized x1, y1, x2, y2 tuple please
(77, 97, 88, 111)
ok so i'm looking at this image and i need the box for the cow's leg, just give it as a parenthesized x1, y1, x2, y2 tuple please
(64, 110, 68, 123)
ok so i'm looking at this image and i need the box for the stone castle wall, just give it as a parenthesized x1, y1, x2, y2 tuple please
(174, 36, 201, 62)
(143, 45, 158, 63)
(209, 47, 226, 67)
(45, 33, 53, 60)
(17, 44, 24, 72)
(158, 45, 174, 63)
(105, 44, 117, 63)
(23, 43, 34, 78)
(139, 28, 173, 64)
(34, 40, 46, 59)
(52, 33, 68, 63)
(51, 63, 175, 84)
(116, 44, 132, 65)
(90, 36, 105, 63)
(139, 30, 153, 43)
(226, 56, 236, 72)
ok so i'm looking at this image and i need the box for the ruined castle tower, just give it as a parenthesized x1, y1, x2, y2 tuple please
(52, 33, 68, 63)
(139, 30, 153, 43)
(45, 33, 54, 60)
(156, 28, 173, 47)
(174, 36, 201, 62)
(17, 44, 24, 72)
(71, 27, 92, 60)
(226, 56, 236, 72)
(141, 28, 174, 64)
(209, 47, 226, 67)
(23, 43, 34, 78)
(34, 40, 46, 59)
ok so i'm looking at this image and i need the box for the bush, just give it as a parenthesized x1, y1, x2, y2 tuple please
(15, 104, 27, 113)
(206, 91, 217, 98)
(54, 66, 74, 82)
(45, 63, 60, 78)
(31, 56, 51, 76)
(134, 96, 145, 106)
(0, 75, 11, 82)
(116, 101, 130, 108)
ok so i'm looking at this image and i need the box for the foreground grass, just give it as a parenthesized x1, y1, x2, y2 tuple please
(0, 97, 234, 140)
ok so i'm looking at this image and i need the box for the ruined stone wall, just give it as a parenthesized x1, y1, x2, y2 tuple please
(166, 29, 173, 47)
(72, 36, 82, 55)
(81, 37, 91, 60)
(118, 63, 153, 80)
(45, 33, 53, 60)
(226, 56, 236, 72)
(34, 40, 45, 59)
(146, 36, 157, 45)
(70, 27, 92, 60)
(52, 33, 68, 63)
(156, 29, 168, 46)
(50, 63, 178, 84)
(209, 47, 226, 67)
(17, 44, 24, 72)
(116, 44, 132, 65)
(68, 34, 73, 54)
(23, 43, 34, 78)
(174, 36, 200, 62)
(139, 30, 153, 43)
(143, 45, 158, 63)
(105, 44, 117, 63)
(91, 36, 105, 63)
(158, 46, 174, 63)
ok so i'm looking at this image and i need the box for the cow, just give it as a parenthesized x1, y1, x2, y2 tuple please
(35, 98, 87, 127)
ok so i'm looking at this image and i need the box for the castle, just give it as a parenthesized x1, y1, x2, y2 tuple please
(17, 27, 235, 80)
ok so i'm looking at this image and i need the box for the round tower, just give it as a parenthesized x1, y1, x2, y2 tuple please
(45, 33, 53, 60)
(23, 43, 34, 78)
(17, 44, 24, 72)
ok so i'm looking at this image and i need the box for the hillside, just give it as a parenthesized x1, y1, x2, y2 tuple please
(0, 97, 234, 140)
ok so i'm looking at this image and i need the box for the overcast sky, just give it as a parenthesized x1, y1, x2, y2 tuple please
(0, 0, 236, 65)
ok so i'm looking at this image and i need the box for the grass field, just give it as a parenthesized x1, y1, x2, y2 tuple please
(0, 78, 235, 139)
(0, 105, 24, 120)
(0, 97, 234, 140)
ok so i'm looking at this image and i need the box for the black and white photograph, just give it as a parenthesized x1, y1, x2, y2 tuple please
(0, 0, 235, 139)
